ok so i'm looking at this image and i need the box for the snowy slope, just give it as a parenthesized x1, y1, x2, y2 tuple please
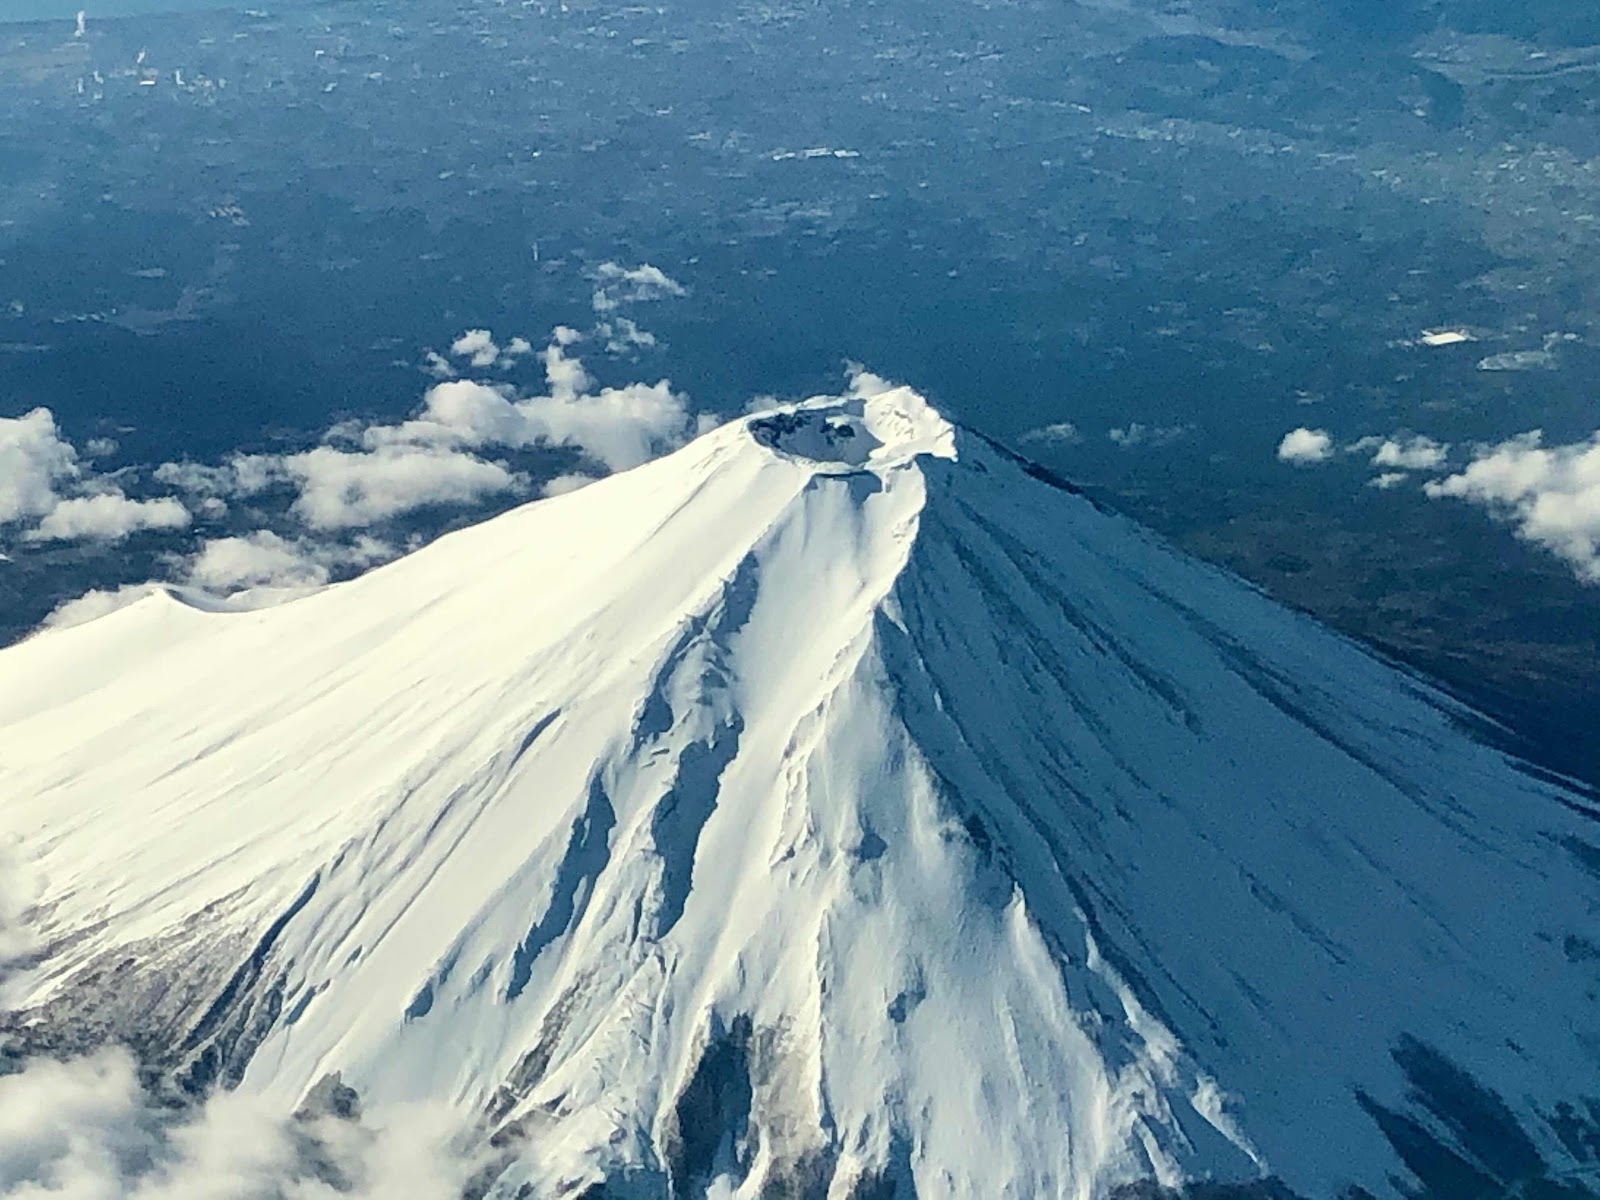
(1, 375, 1597, 1199)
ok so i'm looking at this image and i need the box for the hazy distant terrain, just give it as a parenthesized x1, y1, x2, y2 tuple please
(1, 0, 262, 21)
(0, 0, 1597, 780)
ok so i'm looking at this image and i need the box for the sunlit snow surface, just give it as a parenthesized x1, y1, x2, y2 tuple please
(2, 376, 1598, 1199)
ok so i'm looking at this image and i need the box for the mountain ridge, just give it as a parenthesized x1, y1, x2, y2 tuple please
(2, 376, 1598, 1199)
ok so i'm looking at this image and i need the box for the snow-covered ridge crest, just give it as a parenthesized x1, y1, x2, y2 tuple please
(1, 372, 1597, 1200)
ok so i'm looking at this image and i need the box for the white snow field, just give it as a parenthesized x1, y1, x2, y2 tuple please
(1, 375, 1597, 1199)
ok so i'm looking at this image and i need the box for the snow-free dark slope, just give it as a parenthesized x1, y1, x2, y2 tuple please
(2, 376, 1598, 1199)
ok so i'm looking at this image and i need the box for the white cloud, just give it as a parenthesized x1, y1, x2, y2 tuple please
(151, 331, 696, 537)
(516, 380, 694, 471)
(1368, 472, 1409, 490)
(450, 328, 500, 369)
(0, 408, 78, 525)
(1277, 427, 1333, 464)
(153, 456, 278, 498)
(598, 316, 657, 353)
(742, 394, 783, 416)
(42, 582, 165, 631)
(1109, 422, 1188, 448)
(0, 1048, 481, 1200)
(1019, 421, 1080, 446)
(190, 533, 321, 590)
(440, 330, 536, 372)
(542, 472, 598, 497)
(421, 350, 456, 380)
(542, 336, 594, 401)
(282, 445, 523, 530)
(185, 532, 392, 593)
(368, 380, 524, 448)
(1372, 435, 1448, 472)
(85, 437, 119, 458)
(26, 494, 191, 542)
(359, 334, 696, 474)
(153, 459, 233, 495)
(591, 262, 686, 313)
(1424, 431, 1600, 582)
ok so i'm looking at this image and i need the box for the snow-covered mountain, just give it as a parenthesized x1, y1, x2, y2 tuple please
(2, 375, 1597, 1199)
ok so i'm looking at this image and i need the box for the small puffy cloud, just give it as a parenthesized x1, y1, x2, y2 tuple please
(1368, 472, 1409, 490)
(598, 316, 658, 353)
(1109, 422, 1188, 448)
(0, 407, 78, 525)
(421, 350, 457, 380)
(591, 262, 686, 313)
(85, 437, 119, 458)
(185, 531, 391, 593)
(450, 328, 500, 368)
(362, 334, 696, 475)
(542, 336, 595, 401)
(518, 380, 693, 471)
(1372, 436, 1448, 471)
(1277, 427, 1333, 464)
(1424, 431, 1600, 582)
(283, 445, 522, 530)
(26, 493, 191, 542)
(153, 459, 235, 495)
(164, 441, 523, 533)
(42, 582, 165, 630)
(542, 472, 598, 497)
(153, 455, 279, 498)
(441, 330, 535, 372)
(1019, 421, 1080, 446)
(189, 532, 328, 591)
(383, 379, 527, 447)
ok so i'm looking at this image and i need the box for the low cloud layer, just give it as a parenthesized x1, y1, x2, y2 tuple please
(154, 329, 700, 536)
(1426, 432, 1600, 582)
(22, 319, 706, 628)
(0, 1048, 480, 1200)
(1275, 419, 1600, 583)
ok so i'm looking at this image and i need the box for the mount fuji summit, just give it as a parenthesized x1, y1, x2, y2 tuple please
(1, 375, 1597, 1200)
